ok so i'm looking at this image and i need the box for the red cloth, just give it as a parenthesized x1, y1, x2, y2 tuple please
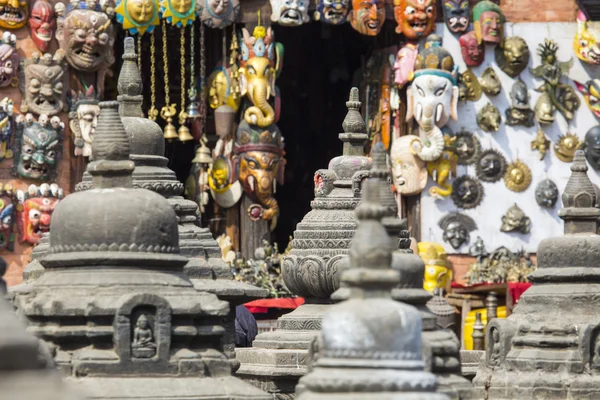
(244, 297, 305, 314)
(508, 282, 532, 304)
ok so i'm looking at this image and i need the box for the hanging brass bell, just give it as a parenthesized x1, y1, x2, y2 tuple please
(163, 122, 178, 140)
(186, 99, 201, 120)
(191, 141, 213, 164)
(178, 124, 194, 142)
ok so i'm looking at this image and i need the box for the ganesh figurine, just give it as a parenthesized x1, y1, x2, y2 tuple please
(270, 0, 309, 26)
(393, 43, 418, 89)
(58, 0, 116, 98)
(442, 0, 469, 34)
(0, 32, 19, 88)
(0, 184, 15, 252)
(407, 35, 458, 162)
(12, 113, 64, 182)
(314, 0, 350, 25)
(29, 0, 56, 52)
(21, 51, 68, 117)
(349, 0, 385, 36)
(472, 0, 505, 44)
(459, 31, 484, 67)
(0, 98, 14, 161)
(575, 79, 600, 120)
(574, 10, 600, 65)
(115, 0, 160, 34)
(200, 0, 240, 28)
(0, 0, 28, 29)
(418, 242, 452, 294)
(393, 0, 435, 40)
(69, 86, 99, 157)
(16, 183, 63, 245)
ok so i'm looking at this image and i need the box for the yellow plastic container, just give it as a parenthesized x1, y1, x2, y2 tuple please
(463, 306, 506, 350)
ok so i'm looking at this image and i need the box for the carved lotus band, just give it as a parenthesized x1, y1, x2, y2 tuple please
(48, 243, 180, 254)
(283, 254, 345, 299)
(310, 199, 361, 210)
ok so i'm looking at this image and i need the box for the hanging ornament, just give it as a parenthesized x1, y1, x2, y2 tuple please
(185, 135, 212, 213)
(148, 30, 159, 120)
(554, 132, 581, 163)
(454, 130, 481, 166)
(160, 20, 178, 140)
(451, 175, 484, 209)
(475, 149, 506, 183)
(229, 24, 241, 102)
(177, 25, 193, 142)
(160, 0, 198, 26)
(116, 0, 160, 35)
(504, 159, 532, 192)
(186, 22, 201, 121)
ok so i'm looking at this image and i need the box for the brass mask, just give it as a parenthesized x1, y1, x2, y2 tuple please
(535, 179, 558, 208)
(554, 132, 581, 162)
(439, 213, 477, 250)
(476, 148, 506, 183)
(530, 129, 550, 160)
(477, 103, 501, 133)
(454, 130, 481, 165)
(500, 203, 530, 234)
(534, 92, 556, 125)
(451, 175, 484, 209)
(480, 67, 501, 96)
(495, 36, 530, 78)
(504, 159, 531, 192)
(458, 69, 482, 102)
(505, 79, 534, 127)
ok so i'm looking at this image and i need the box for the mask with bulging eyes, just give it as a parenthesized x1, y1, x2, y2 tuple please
(270, 0, 309, 26)
(442, 0, 469, 34)
(314, 0, 350, 24)
(16, 183, 64, 245)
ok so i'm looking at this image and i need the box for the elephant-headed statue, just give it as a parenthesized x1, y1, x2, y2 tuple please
(238, 24, 283, 129)
(233, 120, 285, 229)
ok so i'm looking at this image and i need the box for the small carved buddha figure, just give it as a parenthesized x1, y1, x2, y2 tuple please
(132, 314, 156, 354)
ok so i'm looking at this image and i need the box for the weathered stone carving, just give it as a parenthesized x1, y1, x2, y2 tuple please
(474, 150, 600, 398)
(21, 50, 68, 116)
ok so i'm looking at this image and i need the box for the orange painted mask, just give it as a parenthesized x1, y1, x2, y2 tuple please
(393, 0, 436, 40)
(349, 0, 385, 36)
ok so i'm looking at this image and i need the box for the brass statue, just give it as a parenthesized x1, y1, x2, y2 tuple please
(504, 159, 531, 192)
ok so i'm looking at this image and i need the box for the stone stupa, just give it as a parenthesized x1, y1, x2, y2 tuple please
(474, 150, 600, 398)
(11, 100, 271, 400)
(235, 87, 372, 397)
(74, 37, 267, 361)
(296, 179, 449, 400)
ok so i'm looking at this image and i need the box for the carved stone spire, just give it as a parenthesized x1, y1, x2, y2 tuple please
(295, 179, 449, 400)
(340, 87, 368, 157)
(117, 37, 143, 117)
(474, 148, 600, 398)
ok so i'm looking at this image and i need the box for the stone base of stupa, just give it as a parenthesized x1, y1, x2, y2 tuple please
(236, 303, 329, 398)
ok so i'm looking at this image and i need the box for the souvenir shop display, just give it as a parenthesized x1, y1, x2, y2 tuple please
(477, 103, 501, 133)
(390, 135, 428, 196)
(451, 175, 484, 209)
(535, 179, 559, 208)
(531, 128, 551, 160)
(455, 130, 481, 165)
(480, 67, 502, 96)
(573, 10, 600, 65)
(495, 36, 530, 78)
(500, 203, 530, 234)
(439, 212, 477, 250)
(459, 31, 484, 67)
(393, 0, 435, 40)
(29, 0, 56, 52)
(554, 132, 582, 162)
(575, 79, 600, 120)
(504, 159, 532, 192)
(584, 126, 600, 170)
(476, 149, 506, 183)
(472, 0, 505, 45)
(16, 183, 63, 245)
(505, 79, 535, 127)
(350, 0, 384, 36)
(313, 0, 349, 25)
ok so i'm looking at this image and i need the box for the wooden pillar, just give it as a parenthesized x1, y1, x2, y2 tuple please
(240, 195, 268, 259)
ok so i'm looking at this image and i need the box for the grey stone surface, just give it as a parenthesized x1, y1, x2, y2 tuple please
(11, 88, 270, 399)
(295, 179, 449, 400)
(333, 143, 474, 400)
(473, 150, 600, 399)
(236, 88, 372, 398)
(460, 351, 484, 382)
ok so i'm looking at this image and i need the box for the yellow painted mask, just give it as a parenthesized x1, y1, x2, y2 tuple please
(160, 0, 197, 26)
(207, 67, 241, 112)
(574, 10, 600, 65)
(418, 242, 452, 294)
(116, 0, 160, 34)
(0, 0, 28, 29)
(427, 134, 457, 199)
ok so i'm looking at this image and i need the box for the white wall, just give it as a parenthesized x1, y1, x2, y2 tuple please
(419, 22, 599, 254)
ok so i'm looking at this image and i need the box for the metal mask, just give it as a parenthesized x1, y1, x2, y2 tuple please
(21, 50, 68, 117)
(13, 113, 63, 182)
(480, 67, 501, 96)
(427, 135, 458, 199)
(0, 184, 15, 251)
(16, 183, 63, 245)
(574, 10, 600, 65)
(575, 79, 600, 120)
(208, 67, 241, 112)
(29, 0, 56, 52)
(535, 179, 558, 208)
(505, 79, 534, 127)
(68, 86, 99, 157)
(442, 0, 469, 34)
(390, 134, 428, 196)
(584, 126, 600, 170)
(504, 159, 531, 193)
(477, 103, 501, 133)
(270, 0, 309, 26)
(455, 130, 480, 165)
(439, 212, 477, 250)
(160, 0, 198, 26)
(554, 132, 581, 163)
(458, 69, 482, 102)
(476, 149, 506, 183)
(393, 42, 418, 89)
(393, 0, 435, 40)
(0, 0, 28, 29)
(451, 175, 484, 209)
(500, 203, 530, 234)
(530, 128, 550, 160)
(314, 0, 349, 25)
(472, 0, 505, 44)
(534, 92, 556, 125)
(0, 33, 19, 88)
(459, 31, 484, 67)
(495, 36, 530, 78)
(350, 0, 385, 36)
(200, 0, 239, 28)
(115, 0, 160, 34)
(0, 98, 14, 161)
